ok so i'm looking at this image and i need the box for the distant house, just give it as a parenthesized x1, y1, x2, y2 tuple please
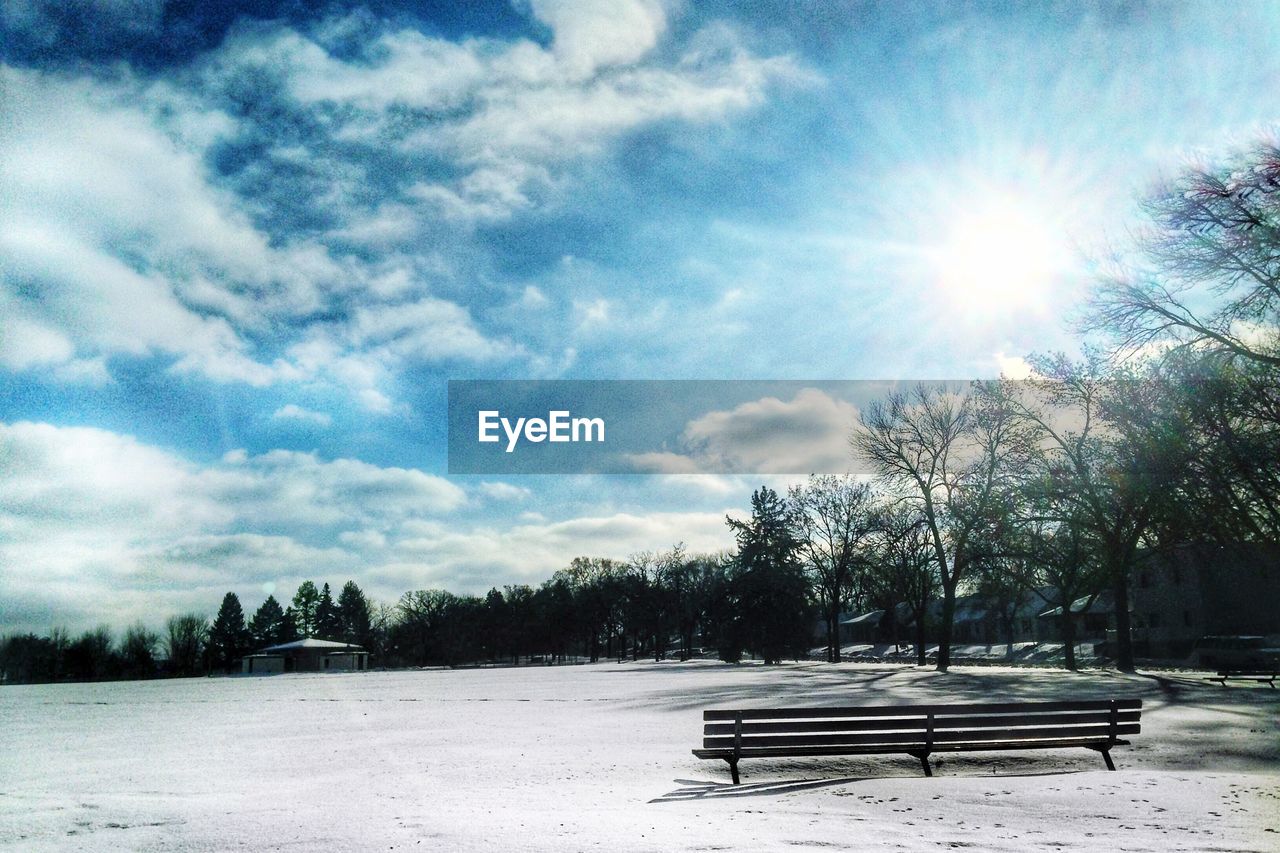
(241, 638, 369, 675)
(1130, 542, 1280, 658)
(839, 609, 886, 644)
(1035, 590, 1117, 643)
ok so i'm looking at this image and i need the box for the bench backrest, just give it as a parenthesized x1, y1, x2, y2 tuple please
(702, 699, 1142, 753)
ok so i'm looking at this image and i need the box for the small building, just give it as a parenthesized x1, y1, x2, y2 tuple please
(241, 638, 369, 674)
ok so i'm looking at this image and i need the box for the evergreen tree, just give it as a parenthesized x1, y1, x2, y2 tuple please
(315, 583, 342, 640)
(279, 606, 301, 642)
(208, 592, 251, 672)
(249, 595, 287, 647)
(337, 581, 373, 647)
(725, 487, 812, 664)
(292, 580, 320, 637)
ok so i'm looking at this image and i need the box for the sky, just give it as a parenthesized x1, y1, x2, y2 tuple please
(3, 0, 1280, 633)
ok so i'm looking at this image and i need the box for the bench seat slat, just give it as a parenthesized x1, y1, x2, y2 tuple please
(694, 737, 1132, 761)
(703, 698, 1140, 721)
(704, 709, 1140, 736)
(702, 722, 1139, 751)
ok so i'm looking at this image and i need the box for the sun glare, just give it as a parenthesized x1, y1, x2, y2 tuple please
(935, 197, 1066, 313)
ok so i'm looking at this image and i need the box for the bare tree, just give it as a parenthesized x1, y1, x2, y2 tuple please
(121, 621, 160, 678)
(853, 383, 1030, 671)
(867, 503, 937, 666)
(1086, 143, 1280, 368)
(165, 613, 209, 677)
(992, 356, 1171, 672)
(789, 474, 876, 663)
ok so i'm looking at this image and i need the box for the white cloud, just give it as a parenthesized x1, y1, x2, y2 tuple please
(271, 404, 332, 427)
(0, 68, 323, 383)
(338, 529, 389, 551)
(994, 352, 1035, 379)
(0, 65, 520, 404)
(0, 420, 752, 631)
(627, 388, 863, 475)
(0, 423, 467, 631)
(350, 298, 520, 363)
(377, 509, 733, 591)
(530, 0, 669, 78)
(477, 481, 532, 501)
(0, 5, 806, 409)
(207, 8, 804, 224)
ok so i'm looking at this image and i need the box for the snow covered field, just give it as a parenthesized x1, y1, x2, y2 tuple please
(2, 662, 1277, 852)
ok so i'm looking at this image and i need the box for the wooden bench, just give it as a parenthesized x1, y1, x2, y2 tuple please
(1207, 670, 1277, 688)
(693, 699, 1141, 784)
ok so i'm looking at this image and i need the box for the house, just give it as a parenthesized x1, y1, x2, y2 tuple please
(1130, 542, 1280, 658)
(1035, 590, 1117, 644)
(241, 638, 369, 674)
(839, 609, 885, 644)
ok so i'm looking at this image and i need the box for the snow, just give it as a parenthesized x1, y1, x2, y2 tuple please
(1, 662, 1277, 851)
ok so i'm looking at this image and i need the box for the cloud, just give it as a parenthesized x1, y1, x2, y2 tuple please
(0, 67, 321, 384)
(271, 404, 332, 427)
(376, 508, 733, 591)
(994, 352, 1035, 379)
(477, 481, 532, 501)
(628, 388, 863, 475)
(530, 0, 669, 78)
(0, 420, 752, 631)
(202, 8, 804, 224)
(0, 5, 805, 410)
(0, 422, 466, 632)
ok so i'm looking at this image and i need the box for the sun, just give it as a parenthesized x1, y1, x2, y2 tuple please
(934, 196, 1067, 313)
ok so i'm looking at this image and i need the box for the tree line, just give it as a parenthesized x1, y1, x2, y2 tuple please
(3, 141, 1278, 684)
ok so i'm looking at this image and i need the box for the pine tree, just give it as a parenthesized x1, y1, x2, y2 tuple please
(292, 581, 320, 637)
(725, 487, 812, 664)
(337, 581, 372, 647)
(315, 583, 342, 640)
(249, 595, 286, 647)
(208, 592, 251, 672)
(279, 607, 301, 642)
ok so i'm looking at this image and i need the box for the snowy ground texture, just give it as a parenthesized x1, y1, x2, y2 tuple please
(2, 662, 1277, 852)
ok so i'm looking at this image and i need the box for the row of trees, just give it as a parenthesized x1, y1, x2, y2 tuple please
(1, 613, 221, 683)
(0, 582, 377, 682)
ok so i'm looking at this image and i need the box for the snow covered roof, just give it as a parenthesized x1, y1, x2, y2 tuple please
(841, 610, 885, 626)
(259, 638, 365, 653)
(1037, 590, 1116, 619)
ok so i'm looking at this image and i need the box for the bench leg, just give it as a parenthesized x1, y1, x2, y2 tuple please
(1101, 748, 1116, 771)
(725, 757, 740, 785)
(910, 751, 932, 777)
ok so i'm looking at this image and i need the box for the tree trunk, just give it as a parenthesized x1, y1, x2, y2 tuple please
(1062, 610, 1077, 671)
(1112, 570, 1135, 672)
(827, 605, 840, 663)
(936, 585, 956, 672)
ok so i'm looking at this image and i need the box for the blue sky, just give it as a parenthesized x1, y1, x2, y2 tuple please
(3, 0, 1280, 632)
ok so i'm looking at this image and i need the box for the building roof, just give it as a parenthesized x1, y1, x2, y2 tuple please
(259, 638, 365, 653)
(1037, 590, 1116, 619)
(841, 609, 885, 626)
